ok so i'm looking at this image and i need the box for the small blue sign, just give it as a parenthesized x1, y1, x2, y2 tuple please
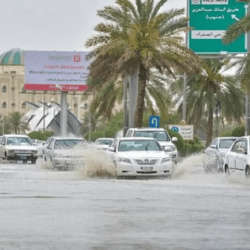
(149, 116, 160, 128)
(171, 126, 179, 133)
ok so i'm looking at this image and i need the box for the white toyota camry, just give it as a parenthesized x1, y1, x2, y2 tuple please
(106, 137, 173, 177)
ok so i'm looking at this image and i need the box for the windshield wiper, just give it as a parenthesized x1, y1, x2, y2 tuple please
(145, 142, 149, 151)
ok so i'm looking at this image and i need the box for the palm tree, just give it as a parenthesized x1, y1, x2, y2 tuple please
(84, 71, 173, 123)
(171, 59, 244, 146)
(223, 0, 250, 86)
(85, 0, 199, 127)
(6, 112, 29, 134)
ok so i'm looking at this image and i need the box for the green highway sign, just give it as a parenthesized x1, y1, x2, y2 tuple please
(188, 0, 247, 54)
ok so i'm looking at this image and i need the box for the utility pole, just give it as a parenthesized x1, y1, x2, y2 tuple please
(123, 76, 128, 136)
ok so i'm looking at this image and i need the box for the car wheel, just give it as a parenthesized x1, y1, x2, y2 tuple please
(204, 164, 212, 172)
(31, 158, 37, 164)
(216, 159, 221, 172)
(225, 166, 230, 178)
(245, 166, 250, 178)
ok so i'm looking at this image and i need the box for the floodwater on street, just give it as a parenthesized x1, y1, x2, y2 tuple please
(0, 153, 250, 250)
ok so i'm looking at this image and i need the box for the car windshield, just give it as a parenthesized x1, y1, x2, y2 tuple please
(134, 131, 170, 141)
(219, 139, 236, 149)
(96, 139, 113, 145)
(54, 139, 86, 149)
(118, 140, 162, 152)
(7, 137, 32, 146)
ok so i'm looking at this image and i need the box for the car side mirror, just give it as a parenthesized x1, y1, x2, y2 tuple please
(108, 147, 115, 152)
(236, 148, 245, 154)
(211, 145, 217, 149)
(172, 137, 178, 142)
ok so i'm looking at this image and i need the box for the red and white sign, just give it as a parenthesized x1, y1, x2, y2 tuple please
(24, 51, 90, 91)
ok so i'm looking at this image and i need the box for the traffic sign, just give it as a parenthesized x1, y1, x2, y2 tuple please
(149, 116, 160, 128)
(188, 0, 247, 54)
(169, 125, 194, 140)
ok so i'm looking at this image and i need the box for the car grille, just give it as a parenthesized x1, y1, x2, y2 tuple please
(135, 159, 157, 165)
(15, 150, 32, 154)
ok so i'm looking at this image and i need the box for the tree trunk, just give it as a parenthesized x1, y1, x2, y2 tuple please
(134, 64, 147, 127)
(206, 106, 214, 147)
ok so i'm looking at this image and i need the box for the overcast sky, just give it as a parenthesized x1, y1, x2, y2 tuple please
(0, 0, 186, 55)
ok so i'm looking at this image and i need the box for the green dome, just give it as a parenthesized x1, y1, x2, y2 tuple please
(0, 48, 25, 65)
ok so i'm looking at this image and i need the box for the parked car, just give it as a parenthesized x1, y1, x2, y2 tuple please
(204, 137, 238, 172)
(43, 137, 87, 170)
(125, 128, 178, 163)
(223, 136, 250, 178)
(0, 134, 38, 163)
(106, 137, 173, 178)
(94, 138, 114, 150)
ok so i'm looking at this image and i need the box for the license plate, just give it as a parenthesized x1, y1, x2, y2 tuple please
(20, 156, 27, 160)
(141, 166, 153, 172)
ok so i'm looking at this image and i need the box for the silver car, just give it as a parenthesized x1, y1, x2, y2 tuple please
(204, 137, 238, 172)
(43, 137, 87, 170)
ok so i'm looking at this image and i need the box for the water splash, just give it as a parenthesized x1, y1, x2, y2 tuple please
(77, 145, 117, 178)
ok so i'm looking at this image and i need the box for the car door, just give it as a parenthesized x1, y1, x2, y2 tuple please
(106, 139, 118, 162)
(235, 139, 248, 172)
(205, 138, 218, 159)
(0, 136, 5, 158)
(226, 140, 242, 171)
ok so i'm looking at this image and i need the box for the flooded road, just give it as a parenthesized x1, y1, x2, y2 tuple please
(0, 155, 249, 250)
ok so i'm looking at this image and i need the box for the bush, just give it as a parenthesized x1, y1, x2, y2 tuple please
(167, 129, 204, 156)
(28, 130, 54, 140)
(232, 126, 245, 137)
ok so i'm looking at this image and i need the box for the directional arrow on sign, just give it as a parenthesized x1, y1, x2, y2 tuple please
(231, 14, 240, 21)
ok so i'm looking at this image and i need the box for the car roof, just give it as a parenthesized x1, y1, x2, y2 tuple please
(95, 138, 114, 140)
(119, 137, 158, 141)
(53, 137, 85, 140)
(129, 128, 165, 131)
(217, 137, 238, 140)
(3, 134, 30, 137)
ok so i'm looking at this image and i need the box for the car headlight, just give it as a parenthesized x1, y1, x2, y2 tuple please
(163, 146, 176, 152)
(161, 157, 171, 163)
(118, 157, 132, 164)
(32, 150, 38, 154)
(220, 153, 225, 158)
(54, 153, 66, 158)
(8, 150, 15, 154)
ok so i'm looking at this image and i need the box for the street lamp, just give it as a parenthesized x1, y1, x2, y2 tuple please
(80, 103, 91, 142)
(50, 98, 56, 133)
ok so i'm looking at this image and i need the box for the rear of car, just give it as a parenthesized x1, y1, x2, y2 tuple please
(125, 128, 178, 163)
(204, 137, 237, 172)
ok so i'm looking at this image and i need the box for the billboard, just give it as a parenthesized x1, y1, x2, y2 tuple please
(24, 51, 90, 91)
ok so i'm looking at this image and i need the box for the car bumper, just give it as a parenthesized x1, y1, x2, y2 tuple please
(7, 154, 38, 161)
(52, 157, 84, 170)
(116, 162, 173, 177)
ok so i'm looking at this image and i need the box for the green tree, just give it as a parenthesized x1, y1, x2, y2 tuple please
(223, 1, 250, 87)
(184, 59, 243, 146)
(85, 0, 199, 127)
(85, 72, 173, 124)
(6, 112, 29, 134)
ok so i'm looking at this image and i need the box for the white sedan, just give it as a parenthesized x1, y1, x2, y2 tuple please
(106, 137, 173, 177)
(0, 134, 38, 163)
(223, 136, 250, 178)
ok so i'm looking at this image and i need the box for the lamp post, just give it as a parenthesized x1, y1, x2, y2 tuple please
(50, 98, 55, 133)
(80, 103, 91, 142)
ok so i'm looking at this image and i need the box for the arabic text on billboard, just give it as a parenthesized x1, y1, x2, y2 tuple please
(24, 51, 90, 91)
